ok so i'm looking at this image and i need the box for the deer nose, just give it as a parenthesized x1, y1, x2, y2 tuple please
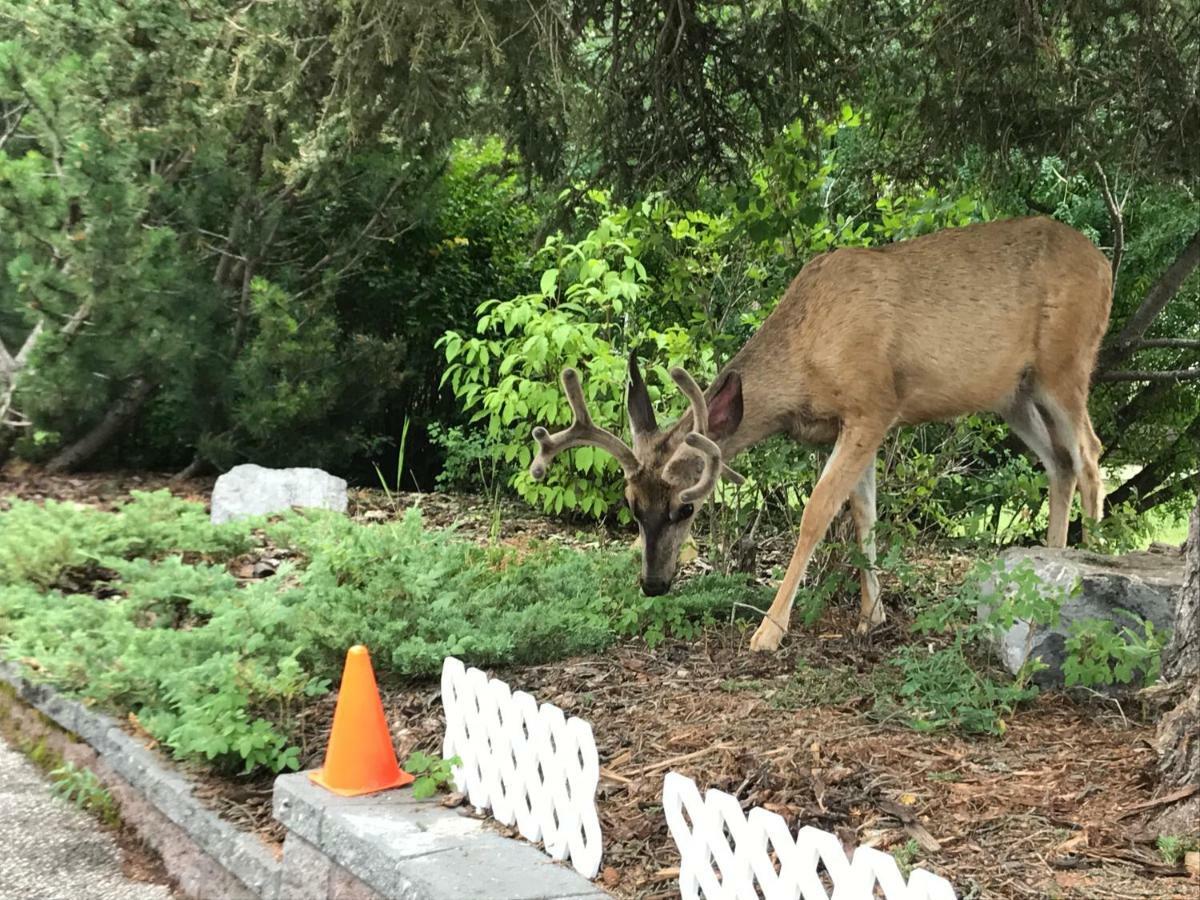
(639, 576, 671, 597)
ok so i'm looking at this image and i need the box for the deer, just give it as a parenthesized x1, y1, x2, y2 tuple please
(529, 216, 1113, 652)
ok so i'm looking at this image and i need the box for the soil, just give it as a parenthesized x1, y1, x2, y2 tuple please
(2, 465, 1197, 898)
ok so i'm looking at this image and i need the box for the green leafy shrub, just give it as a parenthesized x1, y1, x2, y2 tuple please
(1062, 613, 1165, 688)
(404, 750, 461, 800)
(888, 559, 1074, 735)
(1156, 835, 1199, 867)
(888, 642, 1038, 735)
(893, 556, 1170, 733)
(426, 422, 504, 494)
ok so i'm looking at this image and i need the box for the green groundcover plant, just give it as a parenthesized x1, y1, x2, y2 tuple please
(0, 490, 762, 774)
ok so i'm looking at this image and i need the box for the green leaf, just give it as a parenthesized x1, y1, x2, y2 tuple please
(412, 776, 437, 800)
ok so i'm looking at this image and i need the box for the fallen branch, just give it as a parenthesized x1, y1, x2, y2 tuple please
(1115, 783, 1198, 820)
(598, 767, 633, 784)
(621, 743, 737, 777)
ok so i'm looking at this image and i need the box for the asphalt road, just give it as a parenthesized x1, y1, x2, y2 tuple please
(0, 735, 173, 900)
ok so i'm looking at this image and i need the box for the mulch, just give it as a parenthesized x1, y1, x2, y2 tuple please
(2, 466, 1197, 898)
(361, 628, 1194, 900)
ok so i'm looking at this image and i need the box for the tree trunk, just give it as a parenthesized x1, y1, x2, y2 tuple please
(1152, 496, 1200, 833)
(170, 454, 210, 481)
(0, 319, 46, 459)
(44, 377, 156, 474)
(0, 427, 16, 468)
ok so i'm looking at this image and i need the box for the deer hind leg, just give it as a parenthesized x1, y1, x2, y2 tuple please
(749, 421, 887, 652)
(847, 459, 884, 633)
(1076, 413, 1104, 528)
(1033, 374, 1111, 546)
(1002, 386, 1077, 549)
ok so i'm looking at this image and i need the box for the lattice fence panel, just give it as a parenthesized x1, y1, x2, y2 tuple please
(663, 772, 958, 900)
(440, 656, 603, 878)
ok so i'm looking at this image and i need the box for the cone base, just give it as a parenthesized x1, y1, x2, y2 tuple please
(308, 767, 414, 797)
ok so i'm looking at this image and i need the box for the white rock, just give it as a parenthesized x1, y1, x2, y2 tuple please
(210, 464, 348, 524)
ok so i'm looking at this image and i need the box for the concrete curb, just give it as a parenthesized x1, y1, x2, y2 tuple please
(275, 773, 609, 900)
(0, 662, 612, 900)
(0, 661, 281, 900)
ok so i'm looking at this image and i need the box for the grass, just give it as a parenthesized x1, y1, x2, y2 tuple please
(1141, 507, 1190, 546)
(768, 659, 896, 709)
(1156, 835, 1199, 867)
(49, 762, 119, 825)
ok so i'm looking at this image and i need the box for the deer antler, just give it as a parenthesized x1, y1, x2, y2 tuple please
(530, 367, 639, 480)
(670, 367, 708, 436)
(669, 366, 745, 487)
(678, 433, 723, 502)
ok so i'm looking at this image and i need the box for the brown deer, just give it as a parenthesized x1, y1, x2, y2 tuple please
(530, 217, 1112, 652)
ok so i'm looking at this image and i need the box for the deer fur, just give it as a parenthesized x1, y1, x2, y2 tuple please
(531, 216, 1113, 652)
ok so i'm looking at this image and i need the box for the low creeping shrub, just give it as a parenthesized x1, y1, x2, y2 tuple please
(0, 492, 766, 774)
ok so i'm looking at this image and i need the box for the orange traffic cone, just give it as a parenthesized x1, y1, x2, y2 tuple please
(309, 645, 414, 796)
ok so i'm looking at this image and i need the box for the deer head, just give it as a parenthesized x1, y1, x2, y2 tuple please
(530, 358, 744, 595)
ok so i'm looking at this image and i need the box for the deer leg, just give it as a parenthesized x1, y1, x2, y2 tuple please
(1077, 413, 1104, 527)
(1003, 391, 1075, 548)
(749, 422, 887, 652)
(847, 459, 884, 633)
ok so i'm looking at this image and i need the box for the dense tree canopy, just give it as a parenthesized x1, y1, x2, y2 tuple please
(1, 0, 1196, 536)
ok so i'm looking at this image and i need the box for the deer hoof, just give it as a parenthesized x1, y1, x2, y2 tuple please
(855, 610, 886, 635)
(749, 618, 785, 652)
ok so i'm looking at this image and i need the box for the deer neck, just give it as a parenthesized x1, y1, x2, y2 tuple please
(711, 363, 800, 459)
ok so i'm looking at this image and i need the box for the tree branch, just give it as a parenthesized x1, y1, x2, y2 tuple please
(1100, 379, 1174, 462)
(1129, 339, 1200, 350)
(1101, 228, 1200, 369)
(1095, 368, 1200, 382)
(1094, 162, 1124, 288)
(1107, 416, 1200, 510)
(59, 301, 91, 339)
(1136, 471, 1200, 515)
(0, 99, 27, 151)
(300, 175, 405, 279)
(0, 319, 46, 429)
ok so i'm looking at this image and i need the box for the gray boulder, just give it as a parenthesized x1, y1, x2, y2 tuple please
(978, 546, 1184, 688)
(210, 464, 348, 524)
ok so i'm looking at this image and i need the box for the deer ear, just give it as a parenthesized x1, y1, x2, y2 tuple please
(627, 355, 658, 437)
(707, 371, 743, 439)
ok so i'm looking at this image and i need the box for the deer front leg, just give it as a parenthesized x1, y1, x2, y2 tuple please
(749, 422, 887, 652)
(847, 458, 884, 633)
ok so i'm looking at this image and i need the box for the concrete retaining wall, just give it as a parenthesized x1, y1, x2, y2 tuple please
(0, 663, 609, 900)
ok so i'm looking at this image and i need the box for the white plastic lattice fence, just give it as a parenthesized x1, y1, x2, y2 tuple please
(440, 656, 603, 878)
(663, 772, 957, 900)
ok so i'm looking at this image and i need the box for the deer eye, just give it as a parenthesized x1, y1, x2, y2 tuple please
(674, 503, 695, 522)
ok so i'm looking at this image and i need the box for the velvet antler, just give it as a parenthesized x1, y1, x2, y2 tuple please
(529, 367, 639, 480)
